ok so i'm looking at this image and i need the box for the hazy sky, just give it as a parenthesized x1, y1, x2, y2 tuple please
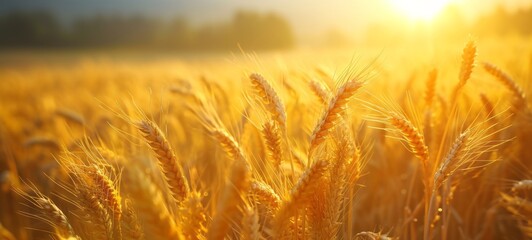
(1, 0, 530, 37)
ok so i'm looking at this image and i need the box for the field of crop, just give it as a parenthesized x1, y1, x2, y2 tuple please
(0, 39, 531, 240)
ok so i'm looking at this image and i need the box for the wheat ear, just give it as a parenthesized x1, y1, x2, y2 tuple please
(458, 40, 476, 87)
(483, 62, 527, 110)
(501, 193, 532, 238)
(250, 73, 287, 129)
(121, 199, 143, 240)
(389, 115, 430, 177)
(208, 159, 251, 240)
(309, 80, 363, 153)
(16, 186, 80, 240)
(262, 120, 283, 169)
(309, 79, 332, 105)
(240, 206, 262, 240)
(310, 132, 355, 239)
(211, 128, 246, 161)
(273, 159, 329, 237)
(137, 120, 189, 203)
(452, 40, 476, 102)
(126, 167, 183, 239)
(249, 180, 281, 219)
(479, 93, 496, 119)
(77, 187, 113, 240)
(424, 68, 438, 108)
(180, 192, 207, 240)
(434, 131, 468, 188)
(354, 231, 393, 240)
(87, 165, 122, 239)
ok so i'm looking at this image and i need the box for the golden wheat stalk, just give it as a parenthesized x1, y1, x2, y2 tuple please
(137, 120, 189, 203)
(15, 185, 80, 240)
(35, 197, 80, 240)
(76, 187, 113, 240)
(452, 40, 476, 102)
(262, 120, 283, 169)
(354, 231, 393, 240)
(87, 165, 122, 239)
(208, 159, 251, 240)
(55, 108, 86, 125)
(458, 40, 476, 87)
(180, 192, 207, 240)
(309, 80, 363, 153)
(240, 206, 262, 240)
(345, 143, 362, 187)
(189, 96, 248, 162)
(0, 223, 16, 240)
(211, 128, 246, 161)
(249, 180, 281, 217)
(23, 136, 60, 149)
(424, 68, 438, 108)
(389, 114, 430, 176)
(479, 93, 496, 119)
(309, 178, 335, 239)
(250, 73, 287, 129)
(126, 167, 184, 239)
(512, 180, 532, 194)
(273, 159, 329, 237)
(121, 199, 143, 240)
(289, 159, 329, 206)
(433, 131, 469, 188)
(309, 79, 332, 105)
(501, 193, 532, 238)
(311, 132, 355, 239)
(483, 62, 527, 110)
(423, 68, 438, 146)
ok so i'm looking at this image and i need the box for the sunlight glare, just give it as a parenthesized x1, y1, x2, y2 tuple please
(388, 0, 452, 21)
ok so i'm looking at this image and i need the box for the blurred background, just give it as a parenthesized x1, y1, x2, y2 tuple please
(0, 0, 531, 52)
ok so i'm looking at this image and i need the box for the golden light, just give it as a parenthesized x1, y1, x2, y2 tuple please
(388, 0, 452, 21)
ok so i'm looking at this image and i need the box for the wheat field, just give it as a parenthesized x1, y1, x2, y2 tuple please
(0, 40, 531, 240)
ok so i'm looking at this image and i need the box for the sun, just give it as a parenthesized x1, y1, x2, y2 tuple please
(388, 0, 453, 21)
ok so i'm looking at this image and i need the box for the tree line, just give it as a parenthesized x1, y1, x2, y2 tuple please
(0, 10, 294, 51)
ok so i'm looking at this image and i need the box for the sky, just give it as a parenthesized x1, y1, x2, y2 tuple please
(1, 0, 531, 38)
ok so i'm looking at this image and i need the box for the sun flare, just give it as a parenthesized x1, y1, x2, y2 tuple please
(389, 0, 453, 21)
